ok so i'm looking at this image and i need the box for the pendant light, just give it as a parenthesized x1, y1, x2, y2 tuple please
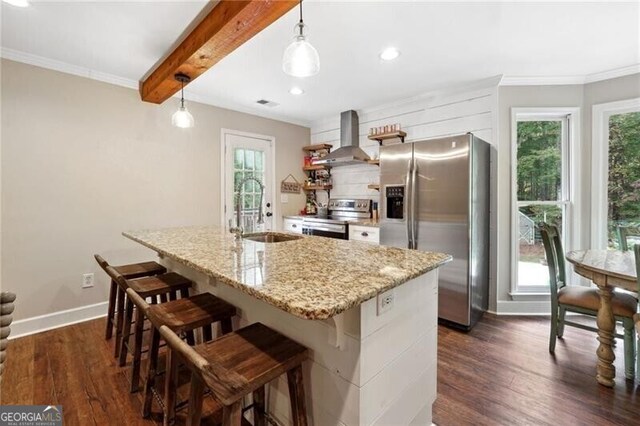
(172, 73, 194, 129)
(282, 0, 319, 78)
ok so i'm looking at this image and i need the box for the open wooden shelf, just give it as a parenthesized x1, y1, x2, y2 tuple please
(368, 184, 380, 191)
(367, 159, 380, 166)
(367, 131, 407, 145)
(303, 184, 333, 191)
(303, 164, 329, 171)
(303, 143, 333, 152)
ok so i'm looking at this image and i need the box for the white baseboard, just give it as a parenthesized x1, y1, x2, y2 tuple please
(496, 300, 550, 316)
(4, 299, 557, 338)
(9, 302, 108, 339)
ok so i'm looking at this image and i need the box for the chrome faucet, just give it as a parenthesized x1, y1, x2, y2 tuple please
(229, 176, 265, 240)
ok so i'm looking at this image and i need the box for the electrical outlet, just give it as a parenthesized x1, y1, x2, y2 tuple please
(377, 289, 394, 315)
(82, 273, 94, 288)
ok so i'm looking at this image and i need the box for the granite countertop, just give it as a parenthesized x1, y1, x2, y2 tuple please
(123, 226, 451, 320)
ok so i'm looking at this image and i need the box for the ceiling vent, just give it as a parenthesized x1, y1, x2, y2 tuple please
(256, 99, 279, 108)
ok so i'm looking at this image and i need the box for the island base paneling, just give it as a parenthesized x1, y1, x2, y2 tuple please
(161, 257, 439, 426)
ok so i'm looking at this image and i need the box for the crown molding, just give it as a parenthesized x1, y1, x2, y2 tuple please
(500, 63, 640, 87)
(500, 75, 585, 86)
(1, 47, 139, 89)
(584, 63, 640, 84)
(0, 47, 311, 128)
(3, 46, 636, 127)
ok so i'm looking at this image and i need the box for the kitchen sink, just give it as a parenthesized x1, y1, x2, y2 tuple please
(242, 233, 303, 243)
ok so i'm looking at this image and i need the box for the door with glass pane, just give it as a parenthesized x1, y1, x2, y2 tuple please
(513, 116, 570, 292)
(223, 131, 274, 233)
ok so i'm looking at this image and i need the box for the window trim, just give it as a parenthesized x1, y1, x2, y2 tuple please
(591, 98, 640, 249)
(510, 107, 582, 296)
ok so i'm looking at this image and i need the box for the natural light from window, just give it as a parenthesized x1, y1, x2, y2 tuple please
(607, 111, 640, 250)
(234, 148, 265, 230)
(515, 118, 569, 290)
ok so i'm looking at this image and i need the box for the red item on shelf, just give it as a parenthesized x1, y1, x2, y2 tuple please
(304, 156, 312, 166)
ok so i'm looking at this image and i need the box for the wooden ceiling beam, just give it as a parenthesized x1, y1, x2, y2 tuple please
(140, 0, 298, 104)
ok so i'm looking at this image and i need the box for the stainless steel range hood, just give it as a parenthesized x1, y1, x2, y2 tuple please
(313, 110, 371, 167)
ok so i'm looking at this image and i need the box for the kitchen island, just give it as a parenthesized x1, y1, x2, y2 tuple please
(123, 226, 450, 426)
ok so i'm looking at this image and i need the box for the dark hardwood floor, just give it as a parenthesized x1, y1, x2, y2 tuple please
(1, 315, 638, 425)
(434, 315, 639, 426)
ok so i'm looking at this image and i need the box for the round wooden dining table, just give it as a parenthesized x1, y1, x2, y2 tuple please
(566, 249, 638, 387)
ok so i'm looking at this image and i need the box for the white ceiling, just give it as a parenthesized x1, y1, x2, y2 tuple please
(2, 1, 639, 126)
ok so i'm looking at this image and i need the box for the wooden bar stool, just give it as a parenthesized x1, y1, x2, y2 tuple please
(159, 322, 309, 426)
(105, 266, 193, 367)
(1, 292, 16, 382)
(94, 254, 166, 347)
(123, 288, 236, 397)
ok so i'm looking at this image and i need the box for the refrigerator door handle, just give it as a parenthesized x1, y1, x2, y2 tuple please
(405, 159, 414, 249)
(411, 157, 418, 249)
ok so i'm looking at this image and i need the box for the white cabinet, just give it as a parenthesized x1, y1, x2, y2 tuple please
(283, 218, 303, 234)
(349, 225, 379, 244)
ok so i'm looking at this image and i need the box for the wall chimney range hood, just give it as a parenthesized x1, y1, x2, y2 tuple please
(313, 110, 371, 167)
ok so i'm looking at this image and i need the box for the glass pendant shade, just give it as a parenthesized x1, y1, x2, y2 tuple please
(172, 72, 194, 129)
(172, 105, 194, 128)
(282, 23, 319, 77)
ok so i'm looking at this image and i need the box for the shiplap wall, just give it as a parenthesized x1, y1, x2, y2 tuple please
(310, 84, 498, 203)
(310, 82, 500, 311)
(164, 256, 440, 426)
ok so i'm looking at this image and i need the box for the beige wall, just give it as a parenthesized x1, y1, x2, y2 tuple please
(1, 59, 310, 321)
(496, 74, 640, 305)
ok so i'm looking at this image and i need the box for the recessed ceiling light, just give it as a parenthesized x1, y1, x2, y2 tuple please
(3, 0, 30, 7)
(289, 87, 305, 95)
(380, 47, 400, 61)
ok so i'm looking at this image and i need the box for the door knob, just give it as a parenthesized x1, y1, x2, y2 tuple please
(266, 212, 273, 217)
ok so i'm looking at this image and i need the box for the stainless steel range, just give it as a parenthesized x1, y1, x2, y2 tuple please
(302, 199, 372, 239)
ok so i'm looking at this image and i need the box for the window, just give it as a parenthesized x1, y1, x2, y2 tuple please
(608, 112, 640, 248)
(511, 108, 580, 294)
(592, 99, 640, 250)
(222, 130, 275, 232)
(233, 148, 265, 228)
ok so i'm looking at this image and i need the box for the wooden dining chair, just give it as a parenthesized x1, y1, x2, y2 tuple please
(541, 223, 637, 379)
(617, 225, 640, 251)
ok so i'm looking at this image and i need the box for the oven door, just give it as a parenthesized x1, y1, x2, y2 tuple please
(302, 222, 348, 239)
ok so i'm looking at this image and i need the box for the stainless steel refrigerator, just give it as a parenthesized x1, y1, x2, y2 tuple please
(380, 133, 490, 330)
